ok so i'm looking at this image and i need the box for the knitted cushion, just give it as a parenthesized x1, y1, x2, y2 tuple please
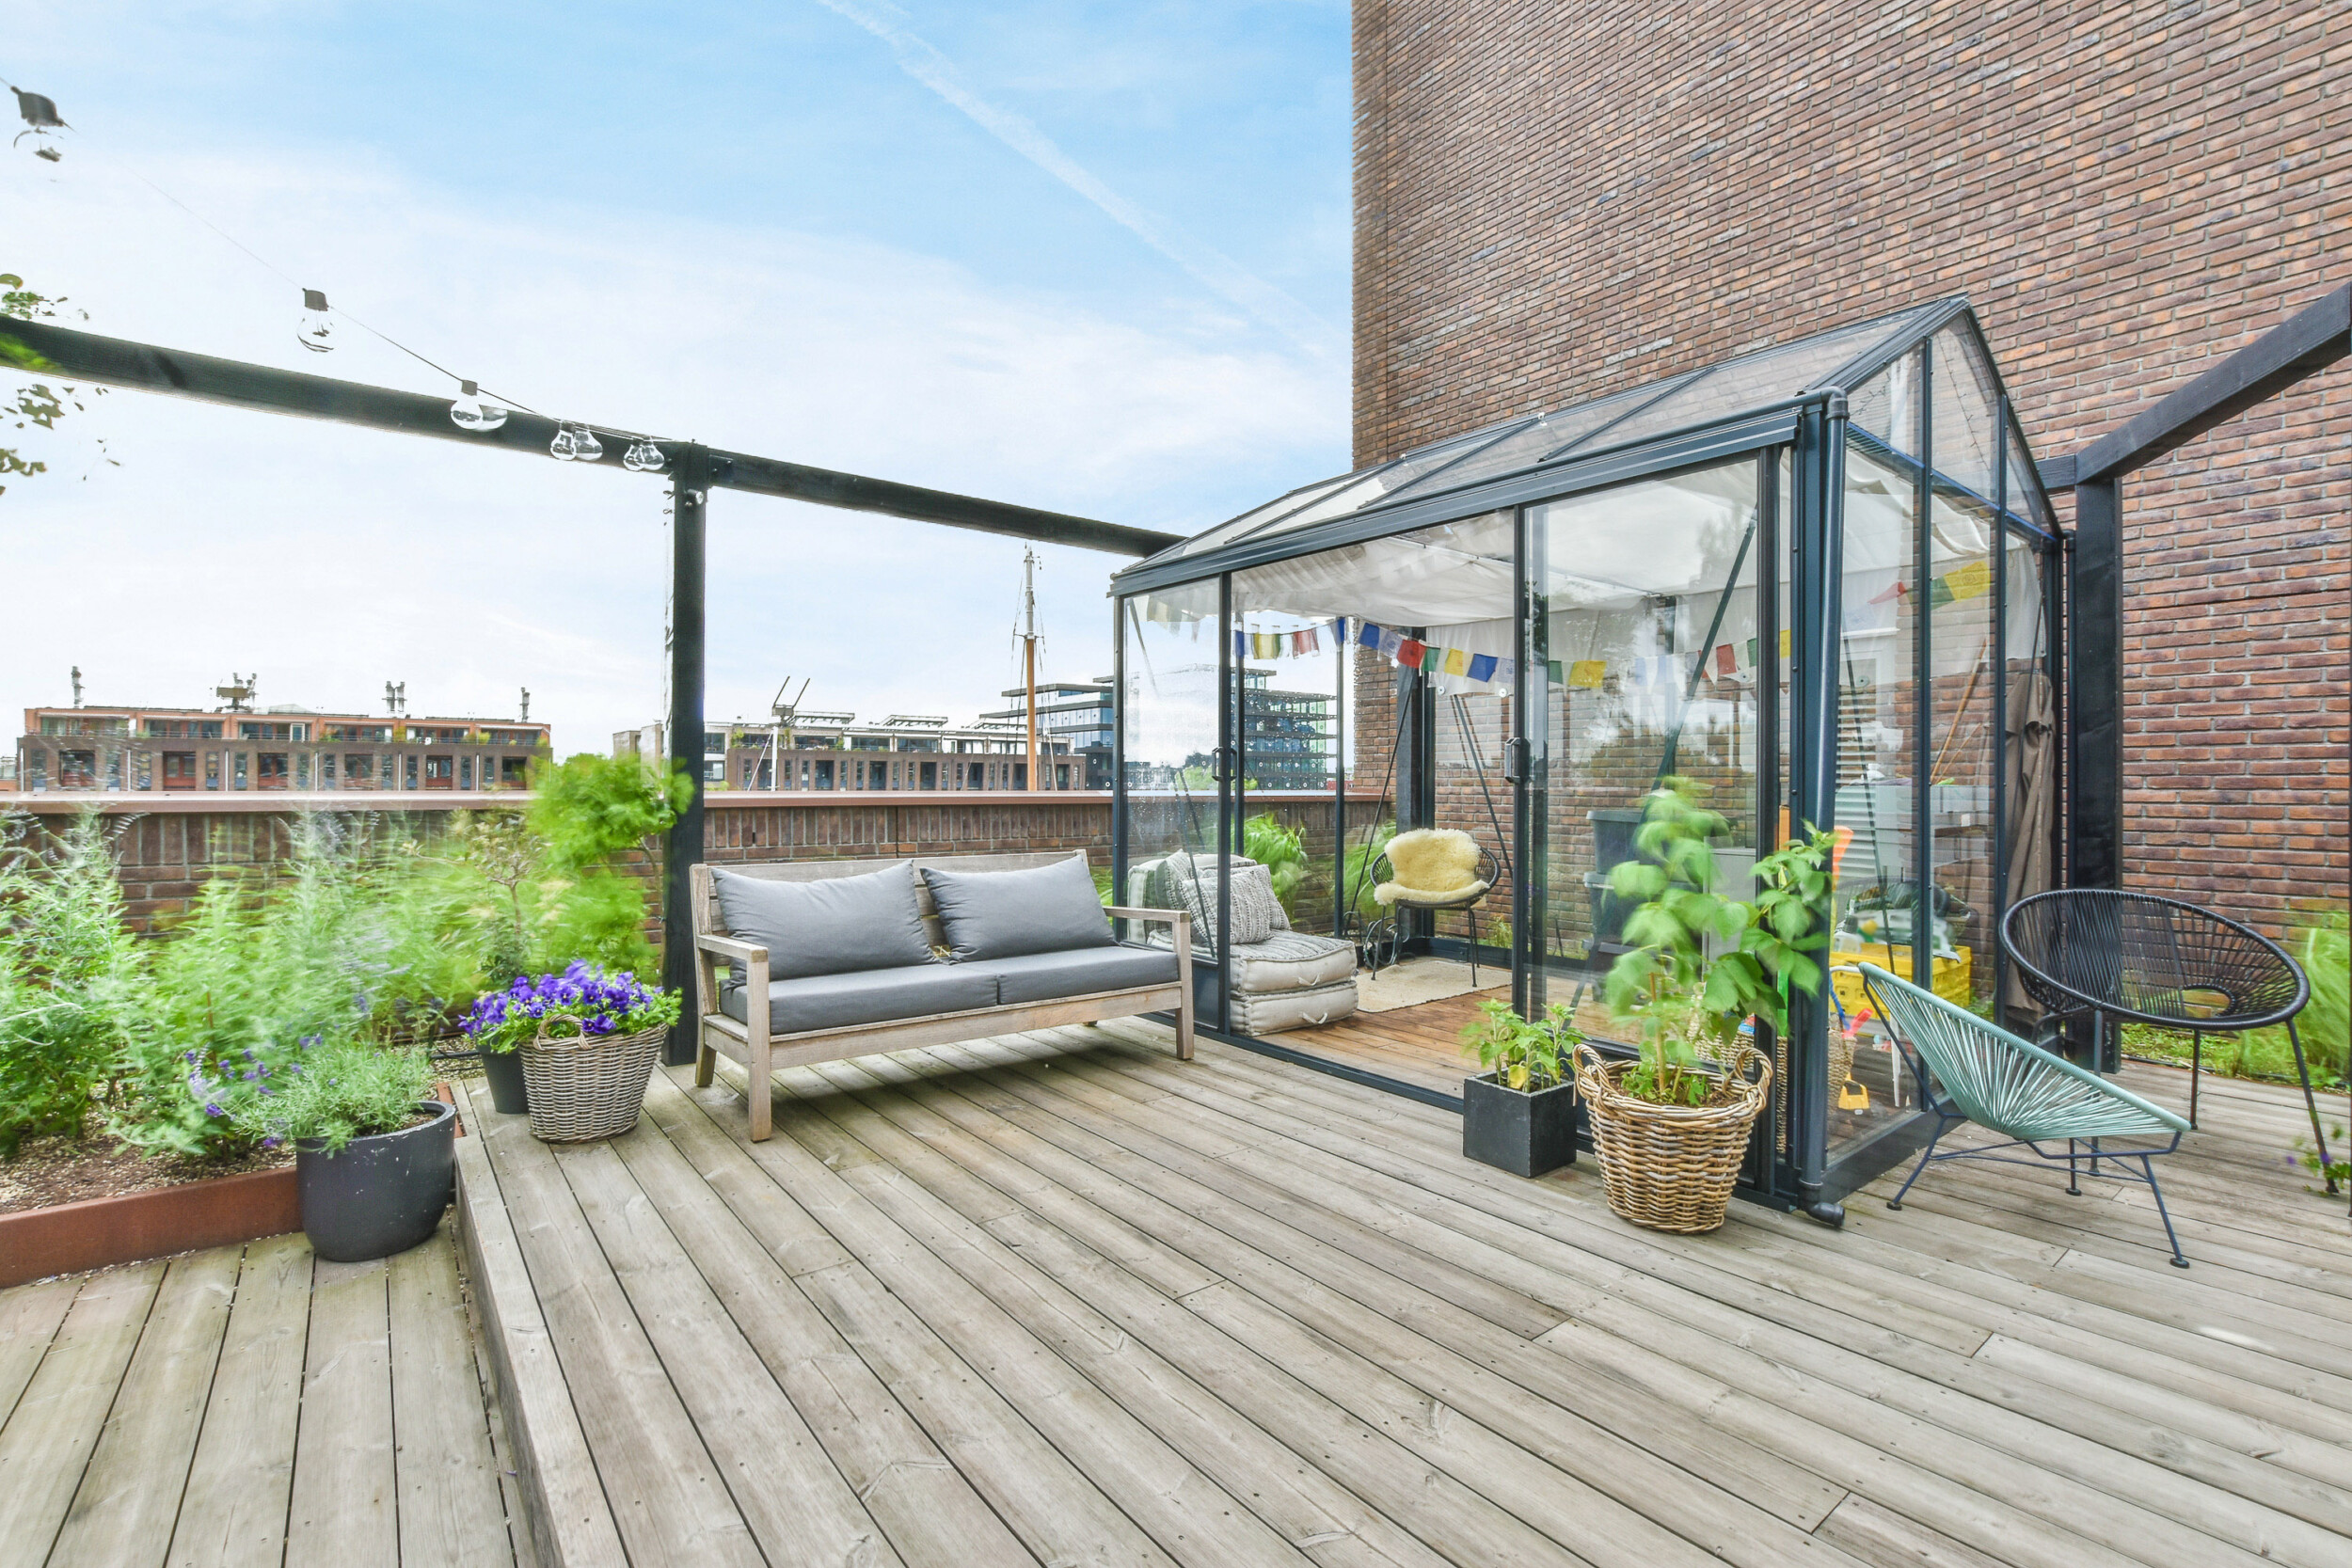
(1230, 931, 1358, 993)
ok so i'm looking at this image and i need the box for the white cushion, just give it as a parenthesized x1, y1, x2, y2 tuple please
(1230, 931, 1358, 992)
(1232, 977, 1359, 1034)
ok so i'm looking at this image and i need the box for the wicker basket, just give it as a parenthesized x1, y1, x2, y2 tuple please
(1773, 1029, 1857, 1148)
(1575, 1042, 1772, 1233)
(517, 1017, 665, 1143)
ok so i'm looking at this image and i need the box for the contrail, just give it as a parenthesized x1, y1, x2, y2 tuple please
(810, 0, 1342, 360)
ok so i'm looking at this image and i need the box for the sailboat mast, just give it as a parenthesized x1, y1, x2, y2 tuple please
(1021, 547, 1041, 790)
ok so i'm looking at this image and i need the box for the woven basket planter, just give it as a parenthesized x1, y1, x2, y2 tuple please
(1773, 1030, 1856, 1147)
(1575, 1043, 1772, 1233)
(518, 1019, 665, 1143)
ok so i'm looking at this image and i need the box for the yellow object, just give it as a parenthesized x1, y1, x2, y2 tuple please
(1837, 1080, 1871, 1111)
(1443, 647, 1470, 676)
(1831, 943, 1972, 1016)
(1567, 659, 1606, 689)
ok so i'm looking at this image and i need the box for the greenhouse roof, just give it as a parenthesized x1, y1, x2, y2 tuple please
(1116, 295, 2054, 595)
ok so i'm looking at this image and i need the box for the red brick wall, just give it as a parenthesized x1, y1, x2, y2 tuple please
(1353, 0, 2347, 933)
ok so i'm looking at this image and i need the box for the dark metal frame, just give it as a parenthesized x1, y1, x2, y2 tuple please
(1112, 298, 2075, 1216)
(2, 317, 1177, 1065)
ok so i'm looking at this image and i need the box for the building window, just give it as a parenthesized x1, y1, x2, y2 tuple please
(295, 752, 310, 789)
(814, 759, 834, 790)
(501, 756, 530, 787)
(919, 761, 937, 789)
(967, 762, 985, 789)
(204, 752, 222, 790)
(458, 756, 473, 790)
(423, 755, 453, 789)
(159, 751, 195, 791)
(868, 760, 888, 789)
(233, 752, 250, 790)
(258, 752, 289, 789)
(346, 754, 373, 786)
(404, 754, 420, 791)
(1012, 762, 1027, 790)
(24, 752, 46, 791)
(56, 749, 96, 788)
(1056, 764, 1071, 789)
(320, 753, 337, 787)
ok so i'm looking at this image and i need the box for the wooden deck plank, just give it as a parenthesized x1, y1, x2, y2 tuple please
(166, 1233, 314, 1568)
(936, 1053, 2212, 1568)
(677, 1075, 1320, 1568)
(0, 1275, 80, 1430)
(288, 1257, 398, 1568)
(785, 1080, 1524, 1568)
(606, 1099, 1041, 1568)
(50, 1247, 239, 1568)
(0, 1261, 162, 1568)
(389, 1226, 518, 1568)
(640, 1071, 1183, 1568)
(468, 1095, 767, 1568)
(548, 1136, 906, 1567)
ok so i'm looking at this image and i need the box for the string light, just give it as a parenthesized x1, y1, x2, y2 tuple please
(449, 380, 508, 432)
(296, 289, 334, 354)
(550, 422, 604, 462)
(622, 439, 665, 471)
(9, 86, 63, 163)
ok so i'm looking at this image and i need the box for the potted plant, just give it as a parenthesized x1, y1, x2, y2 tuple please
(1457, 998, 1582, 1177)
(1579, 781, 1835, 1232)
(217, 1036, 452, 1263)
(462, 963, 680, 1143)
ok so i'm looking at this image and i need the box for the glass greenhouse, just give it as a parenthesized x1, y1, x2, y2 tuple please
(1108, 298, 2068, 1212)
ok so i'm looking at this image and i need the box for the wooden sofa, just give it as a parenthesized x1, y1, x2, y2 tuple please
(691, 851, 1191, 1139)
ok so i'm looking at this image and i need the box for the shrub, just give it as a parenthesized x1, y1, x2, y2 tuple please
(219, 1037, 433, 1154)
(1243, 812, 1309, 915)
(0, 809, 140, 1153)
(1459, 998, 1580, 1091)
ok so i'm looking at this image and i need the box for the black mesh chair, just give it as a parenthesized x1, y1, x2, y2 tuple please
(2001, 889, 2334, 1193)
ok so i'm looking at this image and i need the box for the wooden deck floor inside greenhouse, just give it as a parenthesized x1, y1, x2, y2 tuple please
(449, 1018, 2352, 1568)
(0, 1221, 526, 1568)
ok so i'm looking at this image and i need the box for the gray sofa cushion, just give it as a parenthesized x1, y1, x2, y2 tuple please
(960, 943, 1180, 1006)
(712, 863, 934, 981)
(721, 962, 998, 1037)
(921, 855, 1114, 961)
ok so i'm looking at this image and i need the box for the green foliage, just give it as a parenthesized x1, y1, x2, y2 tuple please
(0, 810, 141, 1154)
(1602, 780, 1834, 1106)
(1243, 812, 1308, 914)
(223, 1037, 433, 1154)
(2261, 907, 2346, 1085)
(528, 752, 691, 872)
(1458, 998, 1581, 1092)
(1, 271, 108, 497)
(1343, 820, 1396, 924)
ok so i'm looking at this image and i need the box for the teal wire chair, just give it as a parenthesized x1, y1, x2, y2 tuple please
(1858, 964, 2196, 1268)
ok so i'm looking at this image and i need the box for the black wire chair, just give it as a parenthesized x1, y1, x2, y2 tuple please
(2001, 889, 2334, 1193)
(1359, 841, 1505, 983)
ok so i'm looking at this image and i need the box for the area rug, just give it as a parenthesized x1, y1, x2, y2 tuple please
(1356, 956, 1510, 1013)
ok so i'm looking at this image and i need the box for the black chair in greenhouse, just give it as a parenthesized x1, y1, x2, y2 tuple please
(2000, 888, 2335, 1192)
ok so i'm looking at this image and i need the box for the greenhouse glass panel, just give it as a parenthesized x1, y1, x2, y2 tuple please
(1926, 483, 2001, 1017)
(1594, 315, 1907, 450)
(1167, 472, 1356, 560)
(1119, 579, 1227, 1022)
(1241, 425, 1519, 545)
(1930, 325, 2003, 501)
(1379, 386, 1661, 507)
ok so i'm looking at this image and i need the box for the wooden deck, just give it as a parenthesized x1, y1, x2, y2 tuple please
(0, 1222, 526, 1568)
(453, 1018, 2352, 1568)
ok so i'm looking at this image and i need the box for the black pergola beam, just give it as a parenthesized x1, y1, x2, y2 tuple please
(2041, 283, 2349, 492)
(0, 317, 1181, 557)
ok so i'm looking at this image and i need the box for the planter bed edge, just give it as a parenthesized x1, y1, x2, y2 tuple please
(0, 1165, 299, 1289)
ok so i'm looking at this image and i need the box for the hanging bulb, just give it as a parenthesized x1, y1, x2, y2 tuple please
(572, 424, 603, 462)
(622, 439, 666, 472)
(449, 380, 507, 433)
(12, 87, 65, 164)
(549, 423, 580, 461)
(296, 289, 334, 354)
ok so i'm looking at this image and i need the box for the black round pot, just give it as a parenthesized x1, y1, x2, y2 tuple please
(297, 1100, 456, 1263)
(480, 1049, 529, 1115)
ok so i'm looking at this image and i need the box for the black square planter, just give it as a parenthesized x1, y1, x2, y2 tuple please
(1461, 1072, 1580, 1178)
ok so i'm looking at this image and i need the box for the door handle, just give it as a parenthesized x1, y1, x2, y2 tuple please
(1502, 736, 1531, 784)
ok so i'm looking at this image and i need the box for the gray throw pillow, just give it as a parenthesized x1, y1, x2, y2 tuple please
(920, 856, 1115, 961)
(711, 863, 934, 981)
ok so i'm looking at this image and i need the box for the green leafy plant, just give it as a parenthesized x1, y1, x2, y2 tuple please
(1459, 997, 1581, 1091)
(1602, 780, 1835, 1106)
(1343, 820, 1396, 924)
(0, 809, 141, 1153)
(1243, 812, 1309, 915)
(2, 271, 110, 497)
(221, 1037, 433, 1154)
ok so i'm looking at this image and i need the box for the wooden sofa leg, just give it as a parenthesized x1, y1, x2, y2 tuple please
(1176, 994, 1195, 1061)
(693, 1036, 716, 1089)
(748, 1038, 773, 1142)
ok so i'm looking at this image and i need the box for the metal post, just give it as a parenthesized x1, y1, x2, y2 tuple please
(1913, 341, 1935, 1031)
(1990, 401, 2011, 1021)
(662, 445, 708, 1067)
(1512, 504, 1540, 1018)
(1331, 624, 1348, 941)
(1753, 447, 1786, 1199)
(1111, 594, 1129, 938)
(1790, 398, 1848, 1226)
(2068, 476, 2125, 895)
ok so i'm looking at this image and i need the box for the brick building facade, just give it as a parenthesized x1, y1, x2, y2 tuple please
(1351, 0, 2346, 930)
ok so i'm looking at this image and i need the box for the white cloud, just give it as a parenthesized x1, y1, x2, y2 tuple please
(0, 138, 1345, 752)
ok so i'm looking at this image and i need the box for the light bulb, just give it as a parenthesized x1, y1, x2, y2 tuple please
(622, 439, 665, 471)
(572, 425, 604, 462)
(549, 424, 580, 461)
(296, 289, 334, 354)
(450, 380, 507, 433)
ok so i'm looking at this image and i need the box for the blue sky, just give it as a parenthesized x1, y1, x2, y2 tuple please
(1, 0, 1351, 749)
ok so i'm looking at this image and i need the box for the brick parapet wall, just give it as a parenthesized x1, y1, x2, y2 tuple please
(1352, 0, 2347, 933)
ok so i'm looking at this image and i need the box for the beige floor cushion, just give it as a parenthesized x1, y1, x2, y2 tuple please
(1231, 976, 1359, 1035)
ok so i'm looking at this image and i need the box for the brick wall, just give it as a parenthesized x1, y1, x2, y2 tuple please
(1353, 0, 2347, 932)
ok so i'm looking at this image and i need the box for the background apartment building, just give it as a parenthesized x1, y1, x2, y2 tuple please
(616, 711, 1077, 793)
(1351, 0, 2344, 927)
(17, 703, 549, 795)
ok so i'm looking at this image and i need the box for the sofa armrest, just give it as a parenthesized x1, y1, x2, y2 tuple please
(695, 931, 769, 966)
(1106, 907, 1185, 927)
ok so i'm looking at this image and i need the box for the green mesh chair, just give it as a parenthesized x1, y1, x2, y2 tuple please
(1858, 964, 2195, 1268)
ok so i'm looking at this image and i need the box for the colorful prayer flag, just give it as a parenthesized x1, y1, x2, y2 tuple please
(1359, 620, 1381, 649)
(1396, 637, 1425, 667)
(1780, 627, 1793, 658)
(1468, 654, 1498, 684)
(1418, 643, 1447, 673)
(1497, 658, 1517, 683)
(1442, 647, 1470, 677)
(1715, 643, 1737, 676)
(1743, 638, 1758, 668)
(1378, 628, 1404, 660)
(1568, 659, 1606, 689)
(1869, 579, 1907, 606)
(1233, 629, 1247, 659)
(1546, 659, 1565, 686)
(1946, 559, 1992, 601)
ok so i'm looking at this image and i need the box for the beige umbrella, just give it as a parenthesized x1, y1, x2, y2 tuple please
(2003, 670, 2057, 1012)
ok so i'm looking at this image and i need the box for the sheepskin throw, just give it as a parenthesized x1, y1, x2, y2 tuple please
(1375, 828, 1489, 907)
